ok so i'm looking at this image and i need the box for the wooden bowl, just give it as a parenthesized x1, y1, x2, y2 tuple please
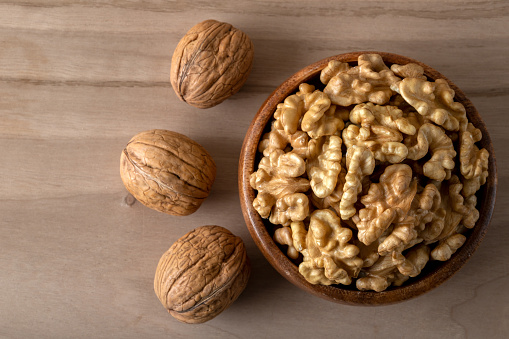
(238, 51, 497, 305)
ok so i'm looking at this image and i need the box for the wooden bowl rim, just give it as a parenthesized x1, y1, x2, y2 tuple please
(238, 51, 497, 305)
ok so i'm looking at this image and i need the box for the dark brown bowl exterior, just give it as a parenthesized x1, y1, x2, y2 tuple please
(238, 51, 497, 305)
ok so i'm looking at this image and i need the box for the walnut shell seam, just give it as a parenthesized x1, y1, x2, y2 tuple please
(168, 252, 249, 314)
(122, 147, 211, 198)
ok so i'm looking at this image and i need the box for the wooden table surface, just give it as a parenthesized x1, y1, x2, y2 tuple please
(1, 1, 508, 338)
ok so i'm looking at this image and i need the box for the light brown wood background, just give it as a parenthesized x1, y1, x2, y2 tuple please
(1, 1, 508, 338)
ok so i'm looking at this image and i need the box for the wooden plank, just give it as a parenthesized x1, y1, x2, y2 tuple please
(0, 0, 508, 337)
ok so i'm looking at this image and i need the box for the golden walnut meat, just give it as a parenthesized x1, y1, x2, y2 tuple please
(251, 53, 491, 292)
(171, 19, 254, 108)
(120, 129, 216, 216)
(154, 225, 250, 324)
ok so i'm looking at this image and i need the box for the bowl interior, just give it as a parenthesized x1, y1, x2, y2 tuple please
(239, 51, 497, 305)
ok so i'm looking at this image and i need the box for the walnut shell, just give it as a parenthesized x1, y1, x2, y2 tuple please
(170, 19, 254, 108)
(120, 129, 216, 216)
(154, 225, 251, 324)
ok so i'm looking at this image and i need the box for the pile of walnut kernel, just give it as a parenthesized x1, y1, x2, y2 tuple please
(249, 54, 490, 292)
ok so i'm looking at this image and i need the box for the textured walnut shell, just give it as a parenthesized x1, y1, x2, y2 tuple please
(171, 19, 254, 108)
(120, 129, 216, 216)
(154, 225, 251, 324)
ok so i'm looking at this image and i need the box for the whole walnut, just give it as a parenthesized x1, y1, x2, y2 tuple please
(120, 129, 216, 216)
(154, 225, 251, 324)
(170, 19, 254, 108)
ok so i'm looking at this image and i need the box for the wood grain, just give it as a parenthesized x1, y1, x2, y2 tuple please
(1, 1, 508, 338)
